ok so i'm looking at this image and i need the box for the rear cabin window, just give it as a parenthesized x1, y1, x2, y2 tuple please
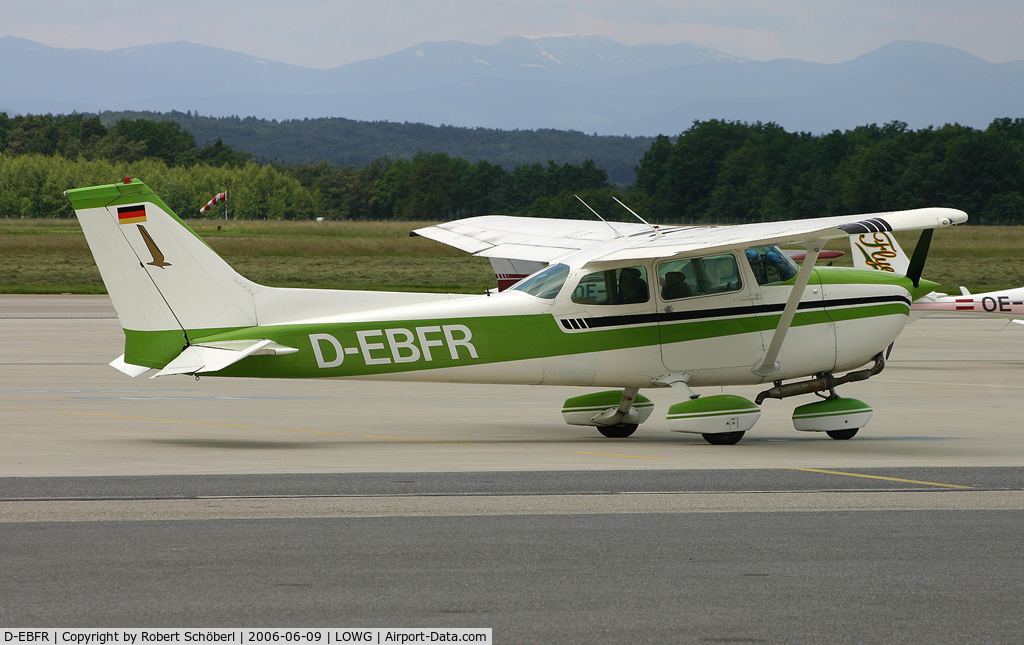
(657, 254, 742, 300)
(510, 263, 569, 299)
(571, 266, 650, 305)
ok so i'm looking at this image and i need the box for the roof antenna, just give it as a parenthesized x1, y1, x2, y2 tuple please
(576, 195, 623, 238)
(613, 196, 662, 237)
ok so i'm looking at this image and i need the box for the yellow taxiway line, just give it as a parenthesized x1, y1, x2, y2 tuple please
(777, 467, 975, 489)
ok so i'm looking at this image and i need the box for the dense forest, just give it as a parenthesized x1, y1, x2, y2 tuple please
(1, 112, 1023, 224)
(632, 119, 1024, 225)
(98, 111, 651, 186)
(0, 113, 611, 220)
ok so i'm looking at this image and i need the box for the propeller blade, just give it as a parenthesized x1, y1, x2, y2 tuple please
(906, 228, 933, 288)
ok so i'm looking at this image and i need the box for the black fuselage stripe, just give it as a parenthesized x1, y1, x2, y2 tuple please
(574, 295, 911, 329)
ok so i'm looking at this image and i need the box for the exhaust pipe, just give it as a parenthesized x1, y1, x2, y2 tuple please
(755, 353, 885, 405)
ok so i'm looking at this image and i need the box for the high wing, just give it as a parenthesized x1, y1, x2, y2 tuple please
(412, 215, 688, 263)
(415, 208, 966, 265)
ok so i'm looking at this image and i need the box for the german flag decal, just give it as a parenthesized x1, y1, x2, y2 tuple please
(117, 204, 146, 225)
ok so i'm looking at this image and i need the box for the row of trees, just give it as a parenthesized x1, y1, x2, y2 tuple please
(0, 154, 315, 221)
(278, 154, 609, 220)
(632, 119, 1024, 225)
(0, 113, 253, 168)
(2, 113, 1024, 223)
(0, 113, 611, 220)
(0, 151, 612, 221)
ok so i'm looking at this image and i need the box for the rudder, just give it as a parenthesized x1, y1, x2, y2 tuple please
(66, 179, 262, 368)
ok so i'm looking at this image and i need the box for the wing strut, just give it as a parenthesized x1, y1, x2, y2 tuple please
(753, 239, 825, 378)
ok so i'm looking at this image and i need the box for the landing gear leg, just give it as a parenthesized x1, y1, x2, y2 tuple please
(591, 387, 640, 438)
(561, 389, 654, 437)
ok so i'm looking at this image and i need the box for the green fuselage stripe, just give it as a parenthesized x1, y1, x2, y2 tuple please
(119, 293, 906, 378)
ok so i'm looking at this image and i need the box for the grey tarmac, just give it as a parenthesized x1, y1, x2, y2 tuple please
(1, 295, 1023, 642)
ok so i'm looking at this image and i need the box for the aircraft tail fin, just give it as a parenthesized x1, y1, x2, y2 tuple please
(850, 231, 911, 275)
(66, 179, 263, 368)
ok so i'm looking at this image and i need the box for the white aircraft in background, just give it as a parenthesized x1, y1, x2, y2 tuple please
(67, 178, 966, 445)
(851, 231, 1024, 322)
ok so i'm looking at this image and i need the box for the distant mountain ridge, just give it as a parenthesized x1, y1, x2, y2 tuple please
(100, 110, 653, 185)
(1, 35, 1021, 135)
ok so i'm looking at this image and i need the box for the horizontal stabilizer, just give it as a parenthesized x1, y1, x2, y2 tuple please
(152, 339, 298, 378)
(110, 354, 152, 378)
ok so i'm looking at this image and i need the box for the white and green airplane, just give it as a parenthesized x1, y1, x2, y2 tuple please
(66, 179, 967, 445)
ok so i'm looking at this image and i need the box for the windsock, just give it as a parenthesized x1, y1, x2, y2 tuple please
(199, 191, 227, 214)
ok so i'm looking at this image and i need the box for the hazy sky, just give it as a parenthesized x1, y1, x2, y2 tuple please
(5, 0, 1024, 68)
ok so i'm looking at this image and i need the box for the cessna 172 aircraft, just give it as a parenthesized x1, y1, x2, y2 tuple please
(66, 179, 966, 444)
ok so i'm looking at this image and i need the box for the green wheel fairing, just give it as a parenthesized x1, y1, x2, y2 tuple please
(665, 394, 762, 435)
(561, 391, 654, 415)
(666, 395, 759, 420)
(792, 397, 873, 432)
(793, 397, 873, 419)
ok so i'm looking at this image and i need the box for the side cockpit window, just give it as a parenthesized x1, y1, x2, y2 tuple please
(511, 263, 570, 299)
(745, 246, 800, 285)
(657, 254, 741, 300)
(571, 266, 650, 305)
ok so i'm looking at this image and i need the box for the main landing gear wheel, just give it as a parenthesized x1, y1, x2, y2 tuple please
(701, 431, 745, 445)
(826, 429, 859, 440)
(598, 423, 639, 438)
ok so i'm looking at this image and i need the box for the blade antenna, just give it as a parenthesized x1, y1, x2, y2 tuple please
(613, 196, 662, 237)
(576, 195, 623, 238)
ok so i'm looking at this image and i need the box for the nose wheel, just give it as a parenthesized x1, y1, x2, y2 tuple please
(701, 431, 745, 445)
(598, 423, 639, 438)
(826, 429, 859, 440)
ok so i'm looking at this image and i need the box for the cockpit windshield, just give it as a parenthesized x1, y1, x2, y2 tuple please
(744, 246, 800, 285)
(510, 263, 570, 300)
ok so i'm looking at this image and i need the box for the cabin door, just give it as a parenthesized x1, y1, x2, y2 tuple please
(656, 252, 766, 382)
